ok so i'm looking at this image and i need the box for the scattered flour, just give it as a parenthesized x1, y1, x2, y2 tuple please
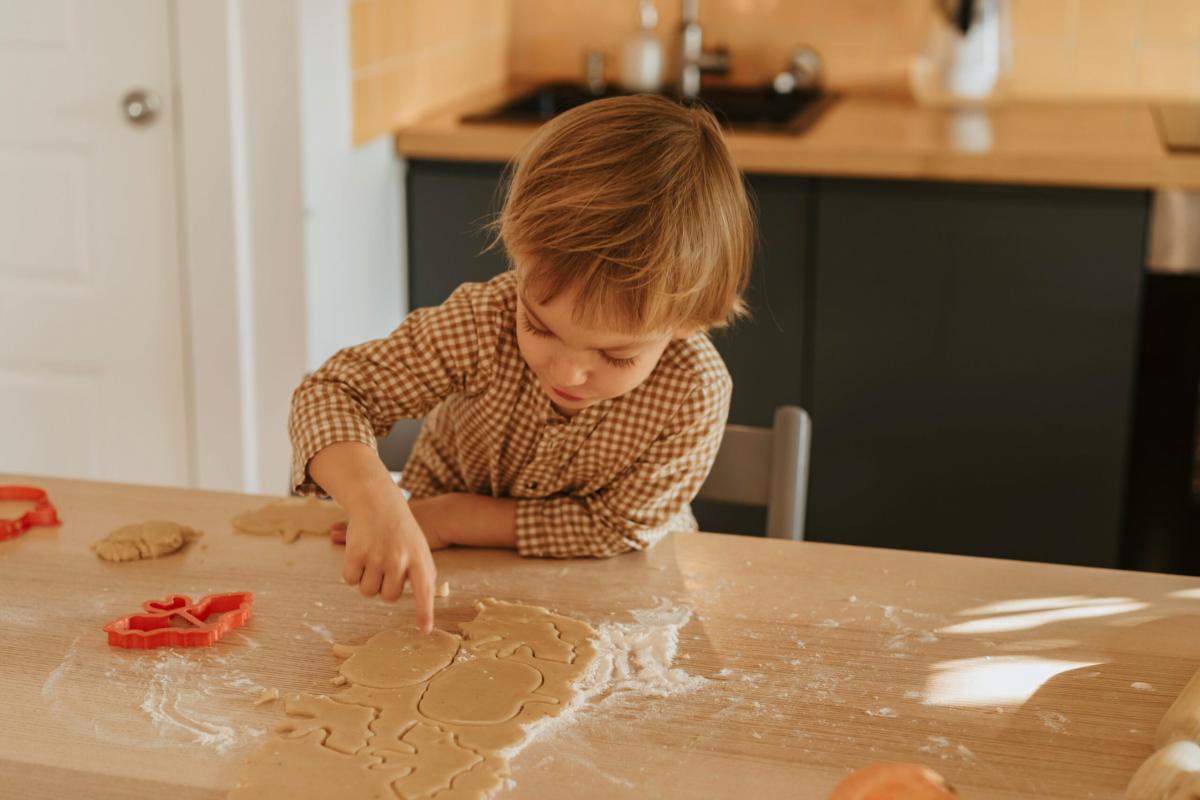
(500, 597, 706, 761)
(584, 598, 707, 698)
(303, 622, 335, 644)
(41, 637, 267, 754)
(866, 707, 899, 718)
(1131, 682, 1154, 691)
(1037, 710, 1069, 732)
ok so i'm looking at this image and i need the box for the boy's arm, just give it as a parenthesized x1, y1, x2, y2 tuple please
(445, 380, 728, 558)
(411, 494, 518, 549)
(290, 283, 492, 491)
(309, 441, 437, 631)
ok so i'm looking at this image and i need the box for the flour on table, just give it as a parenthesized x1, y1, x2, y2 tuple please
(41, 637, 266, 754)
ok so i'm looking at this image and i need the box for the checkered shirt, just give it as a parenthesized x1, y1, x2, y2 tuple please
(288, 271, 732, 558)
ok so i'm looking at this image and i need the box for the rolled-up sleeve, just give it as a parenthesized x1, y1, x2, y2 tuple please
(514, 377, 731, 557)
(288, 282, 494, 494)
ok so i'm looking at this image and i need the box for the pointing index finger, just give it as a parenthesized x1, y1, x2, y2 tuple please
(409, 557, 436, 633)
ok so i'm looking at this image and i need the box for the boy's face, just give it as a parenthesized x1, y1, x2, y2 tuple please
(516, 282, 677, 417)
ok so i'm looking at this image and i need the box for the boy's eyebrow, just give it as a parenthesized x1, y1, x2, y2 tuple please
(522, 302, 650, 352)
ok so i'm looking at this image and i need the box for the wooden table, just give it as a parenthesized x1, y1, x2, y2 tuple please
(3, 475, 1199, 799)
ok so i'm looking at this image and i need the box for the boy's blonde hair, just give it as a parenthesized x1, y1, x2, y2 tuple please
(495, 94, 753, 335)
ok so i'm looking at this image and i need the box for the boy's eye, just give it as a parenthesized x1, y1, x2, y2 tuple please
(602, 353, 638, 369)
(521, 319, 553, 339)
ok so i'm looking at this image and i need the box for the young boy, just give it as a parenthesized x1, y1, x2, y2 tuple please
(289, 94, 753, 631)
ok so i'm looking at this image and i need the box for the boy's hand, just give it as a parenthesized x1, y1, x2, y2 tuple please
(337, 492, 437, 631)
(331, 496, 450, 550)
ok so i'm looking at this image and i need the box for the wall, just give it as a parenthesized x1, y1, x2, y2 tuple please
(301, 0, 404, 370)
(349, 0, 511, 143)
(507, 0, 1200, 101)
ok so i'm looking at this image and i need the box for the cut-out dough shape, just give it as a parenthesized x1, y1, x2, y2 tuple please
(232, 497, 347, 543)
(230, 599, 599, 800)
(332, 628, 460, 688)
(275, 694, 377, 755)
(374, 723, 484, 798)
(418, 658, 557, 725)
(228, 730, 413, 800)
(461, 618, 575, 664)
(91, 520, 201, 562)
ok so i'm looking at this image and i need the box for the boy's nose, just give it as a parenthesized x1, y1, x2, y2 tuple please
(549, 358, 587, 387)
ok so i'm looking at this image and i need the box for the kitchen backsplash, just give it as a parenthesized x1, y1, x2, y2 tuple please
(351, 0, 1200, 143)
(350, 0, 511, 143)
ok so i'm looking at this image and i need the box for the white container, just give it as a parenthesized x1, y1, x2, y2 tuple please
(620, 0, 663, 93)
(911, 0, 1011, 105)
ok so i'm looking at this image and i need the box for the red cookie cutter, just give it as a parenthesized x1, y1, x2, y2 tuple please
(103, 592, 254, 649)
(0, 485, 61, 541)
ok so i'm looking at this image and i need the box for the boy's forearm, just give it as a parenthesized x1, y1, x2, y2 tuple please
(428, 494, 517, 549)
(307, 441, 401, 513)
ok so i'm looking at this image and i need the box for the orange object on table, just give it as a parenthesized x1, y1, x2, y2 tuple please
(828, 762, 958, 799)
(0, 485, 60, 541)
(103, 592, 254, 649)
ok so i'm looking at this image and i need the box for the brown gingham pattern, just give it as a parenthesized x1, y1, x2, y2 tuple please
(288, 271, 732, 558)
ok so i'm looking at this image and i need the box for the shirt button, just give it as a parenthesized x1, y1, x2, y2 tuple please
(526, 481, 539, 491)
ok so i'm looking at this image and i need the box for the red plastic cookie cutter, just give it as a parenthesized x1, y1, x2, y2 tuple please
(0, 485, 61, 541)
(103, 592, 254, 649)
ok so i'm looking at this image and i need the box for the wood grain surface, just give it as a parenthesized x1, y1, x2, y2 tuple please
(2, 474, 1200, 799)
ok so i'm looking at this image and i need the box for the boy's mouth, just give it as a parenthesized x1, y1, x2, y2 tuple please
(551, 386, 584, 402)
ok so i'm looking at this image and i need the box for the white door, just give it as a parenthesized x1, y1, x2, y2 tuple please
(0, 0, 190, 484)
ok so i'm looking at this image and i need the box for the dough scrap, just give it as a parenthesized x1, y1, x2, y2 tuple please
(229, 599, 598, 799)
(91, 521, 201, 562)
(232, 498, 347, 544)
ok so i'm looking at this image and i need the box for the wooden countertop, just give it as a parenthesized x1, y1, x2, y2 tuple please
(395, 85, 1200, 191)
(4, 474, 1200, 798)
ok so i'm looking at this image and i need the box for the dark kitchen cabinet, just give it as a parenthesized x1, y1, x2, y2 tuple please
(407, 160, 509, 308)
(807, 178, 1147, 567)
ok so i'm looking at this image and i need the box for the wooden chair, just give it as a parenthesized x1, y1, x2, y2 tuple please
(696, 406, 812, 541)
(377, 405, 812, 541)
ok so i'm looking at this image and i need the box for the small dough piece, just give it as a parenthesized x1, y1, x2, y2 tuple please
(1159, 667, 1200, 748)
(91, 521, 200, 562)
(232, 497, 346, 544)
(1127, 740, 1200, 800)
(255, 688, 281, 706)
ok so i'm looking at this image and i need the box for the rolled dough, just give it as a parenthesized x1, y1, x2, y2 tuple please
(91, 521, 201, 562)
(1159, 667, 1200, 749)
(231, 498, 347, 544)
(1126, 740, 1200, 800)
(229, 599, 598, 800)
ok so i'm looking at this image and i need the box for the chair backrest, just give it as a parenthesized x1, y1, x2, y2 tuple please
(697, 406, 811, 540)
(377, 417, 424, 472)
